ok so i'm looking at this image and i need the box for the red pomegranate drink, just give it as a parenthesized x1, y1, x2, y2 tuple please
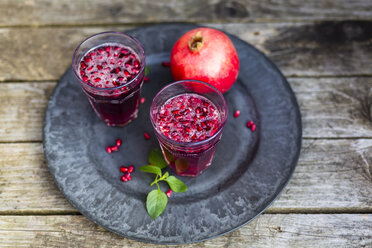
(150, 80, 228, 177)
(73, 32, 145, 126)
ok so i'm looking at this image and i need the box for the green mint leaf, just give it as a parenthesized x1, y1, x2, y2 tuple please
(146, 189, 168, 219)
(139, 165, 162, 176)
(145, 66, 150, 76)
(148, 148, 168, 169)
(166, 176, 188, 193)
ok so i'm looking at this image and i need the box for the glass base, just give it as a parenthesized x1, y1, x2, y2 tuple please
(103, 110, 138, 127)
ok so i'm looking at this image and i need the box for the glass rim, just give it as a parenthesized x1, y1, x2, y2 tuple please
(150, 79, 228, 147)
(72, 31, 146, 91)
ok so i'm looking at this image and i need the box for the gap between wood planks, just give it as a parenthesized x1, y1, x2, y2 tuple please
(0, 18, 372, 29)
(4, 137, 372, 144)
(1, 75, 372, 84)
(1, 208, 372, 216)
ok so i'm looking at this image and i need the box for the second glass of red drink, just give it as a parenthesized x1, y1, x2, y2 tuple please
(150, 80, 228, 177)
(72, 32, 145, 126)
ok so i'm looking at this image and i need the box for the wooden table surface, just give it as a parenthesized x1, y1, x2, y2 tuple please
(0, 0, 372, 247)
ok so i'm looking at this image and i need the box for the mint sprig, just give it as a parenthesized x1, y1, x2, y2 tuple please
(148, 148, 168, 169)
(165, 176, 187, 193)
(139, 148, 188, 219)
(146, 189, 167, 220)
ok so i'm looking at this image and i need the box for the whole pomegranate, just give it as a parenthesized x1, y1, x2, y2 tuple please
(170, 27, 239, 93)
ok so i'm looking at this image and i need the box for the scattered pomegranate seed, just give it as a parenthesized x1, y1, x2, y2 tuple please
(106, 146, 112, 153)
(120, 166, 128, 173)
(126, 174, 132, 181)
(140, 97, 146, 104)
(144, 76, 149, 82)
(144, 132, 150, 140)
(162, 61, 170, 67)
(251, 123, 256, 132)
(111, 146, 119, 152)
(128, 165, 134, 173)
(234, 110, 240, 118)
(166, 189, 172, 198)
(121, 175, 128, 182)
(246, 121, 254, 128)
(116, 138, 122, 146)
(246, 120, 256, 132)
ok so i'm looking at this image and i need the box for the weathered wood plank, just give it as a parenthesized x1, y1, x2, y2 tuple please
(1, 78, 372, 142)
(0, 22, 371, 82)
(1, 139, 371, 213)
(0, 143, 75, 212)
(270, 138, 372, 211)
(0, 82, 54, 142)
(0, 0, 372, 26)
(0, 214, 370, 247)
(292, 77, 372, 138)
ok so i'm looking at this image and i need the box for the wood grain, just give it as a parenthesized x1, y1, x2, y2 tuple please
(1, 139, 371, 213)
(292, 77, 372, 138)
(0, 82, 54, 142)
(0, 143, 75, 212)
(0, 22, 371, 82)
(1, 77, 372, 142)
(0, 214, 370, 247)
(0, 0, 371, 26)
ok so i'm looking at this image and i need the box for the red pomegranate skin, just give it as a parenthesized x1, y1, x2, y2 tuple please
(170, 27, 239, 93)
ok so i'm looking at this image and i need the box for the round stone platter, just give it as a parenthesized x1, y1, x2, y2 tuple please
(43, 23, 302, 244)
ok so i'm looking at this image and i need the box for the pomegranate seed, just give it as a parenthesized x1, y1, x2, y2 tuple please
(126, 174, 132, 181)
(234, 110, 240, 118)
(116, 138, 122, 146)
(166, 189, 172, 197)
(121, 175, 128, 182)
(120, 166, 128, 173)
(144, 132, 150, 140)
(80, 61, 87, 69)
(251, 123, 256, 132)
(82, 75, 88, 82)
(246, 121, 254, 128)
(140, 97, 146, 104)
(111, 146, 119, 152)
(162, 61, 170, 67)
(97, 65, 103, 70)
(121, 48, 130, 55)
(94, 77, 101, 83)
(106, 146, 112, 153)
(195, 107, 201, 114)
(144, 76, 149, 82)
(124, 70, 130, 77)
(133, 60, 140, 68)
(128, 165, 134, 173)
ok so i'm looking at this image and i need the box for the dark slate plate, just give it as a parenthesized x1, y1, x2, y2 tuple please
(43, 23, 301, 244)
